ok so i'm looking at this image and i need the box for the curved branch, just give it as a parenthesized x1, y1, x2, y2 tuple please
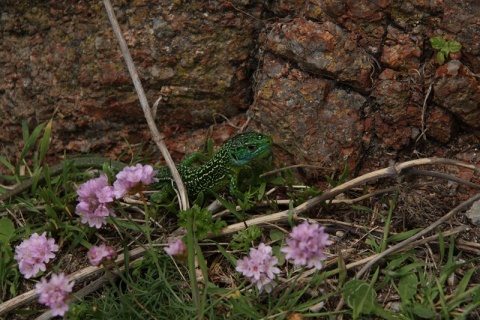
(102, 0, 189, 211)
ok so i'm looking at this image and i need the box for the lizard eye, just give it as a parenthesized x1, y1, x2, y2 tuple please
(247, 145, 257, 151)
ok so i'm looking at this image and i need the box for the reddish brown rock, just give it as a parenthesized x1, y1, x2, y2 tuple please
(0, 0, 262, 163)
(442, 0, 480, 72)
(425, 107, 455, 143)
(265, 18, 374, 91)
(250, 54, 365, 173)
(433, 60, 480, 129)
(371, 70, 416, 149)
(380, 25, 422, 70)
(1, 0, 480, 182)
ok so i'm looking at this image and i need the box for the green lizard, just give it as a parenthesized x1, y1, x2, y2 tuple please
(0, 132, 273, 202)
(152, 131, 273, 199)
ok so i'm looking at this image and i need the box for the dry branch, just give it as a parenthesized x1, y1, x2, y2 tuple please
(102, 0, 189, 211)
(215, 157, 479, 237)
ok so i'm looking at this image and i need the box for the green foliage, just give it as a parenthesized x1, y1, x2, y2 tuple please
(430, 36, 462, 65)
(343, 279, 377, 318)
(0, 120, 52, 189)
(69, 253, 196, 319)
(230, 226, 263, 251)
(365, 235, 480, 319)
(3, 123, 479, 320)
(178, 205, 227, 240)
(0, 218, 20, 302)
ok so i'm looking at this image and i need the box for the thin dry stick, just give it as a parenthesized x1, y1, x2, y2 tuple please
(405, 168, 480, 189)
(215, 157, 479, 237)
(282, 224, 468, 287)
(334, 224, 469, 314)
(344, 225, 468, 271)
(416, 82, 433, 143)
(102, 0, 189, 211)
(356, 193, 480, 278)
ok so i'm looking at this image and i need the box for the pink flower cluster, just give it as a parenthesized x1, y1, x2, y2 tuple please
(75, 164, 157, 228)
(87, 244, 117, 266)
(236, 243, 280, 293)
(13, 164, 158, 316)
(236, 222, 332, 293)
(14, 232, 59, 279)
(113, 164, 158, 198)
(76, 174, 115, 229)
(35, 273, 74, 316)
(164, 239, 186, 256)
(281, 221, 332, 270)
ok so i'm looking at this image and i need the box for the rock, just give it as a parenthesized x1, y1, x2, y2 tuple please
(442, 0, 480, 72)
(250, 54, 365, 173)
(0, 1, 262, 160)
(433, 61, 480, 129)
(265, 18, 374, 91)
(380, 25, 422, 70)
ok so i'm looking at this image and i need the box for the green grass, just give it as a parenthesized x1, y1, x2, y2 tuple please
(1, 121, 479, 319)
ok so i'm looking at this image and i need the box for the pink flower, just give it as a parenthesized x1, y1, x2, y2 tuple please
(87, 244, 117, 266)
(112, 164, 158, 198)
(35, 273, 75, 316)
(236, 243, 280, 293)
(75, 174, 115, 229)
(14, 232, 59, 279)
(164, 239, 186, 256)
(281, 221, 332, 270)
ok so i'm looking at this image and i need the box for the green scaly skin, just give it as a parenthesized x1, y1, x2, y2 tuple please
(153, 132, 273, 199)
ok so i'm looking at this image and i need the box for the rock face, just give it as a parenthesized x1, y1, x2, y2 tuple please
(0, 1, 262, 160)
(265, 18, 373, 90)
(1, 0, 480, 180)
(250, 53, 365, 172)
(433, 60, 480, 129)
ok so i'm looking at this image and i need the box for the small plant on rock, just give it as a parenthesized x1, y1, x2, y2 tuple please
(429, 36, 462, 65)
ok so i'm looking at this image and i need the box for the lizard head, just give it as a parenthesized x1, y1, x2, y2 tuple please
(224, 132, 273, 167)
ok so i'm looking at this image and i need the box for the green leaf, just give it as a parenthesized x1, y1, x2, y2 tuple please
(338, 163, 350, 185)
(272, 244, 285, 265)
(456, 267, 476, 296)
(392, 262, 427, 277)
(438, 231, 445, 264)
(257, 181, 266, 200)
(398, 273, 418, 301)
(111, 218, 147, 232)
(0, 217, 15, 245)
(445, 40, 462, 53)
(385, 255, 411, 271)
(207, 137, 214, 158)
(269, 228, 284, 241)
(268, 176, 286, 185)
(0, 156, 15, 173)
(436, 52, 445, 65)
(473, 285, 480, 304)
(216, 243, 237, 266)
(18, 121, 47, 174)
(39, 119, 52, 165)
(387, 228, 421, 243)
(412, 304, 435, 318)
(430, 36, 446, 49)
(343, 279, 377, 318)
(216, 195, 240, 218)
(373, 306, 411, 320)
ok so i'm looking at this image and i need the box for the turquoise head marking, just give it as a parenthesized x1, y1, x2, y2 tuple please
(224, 132, 273, 167)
